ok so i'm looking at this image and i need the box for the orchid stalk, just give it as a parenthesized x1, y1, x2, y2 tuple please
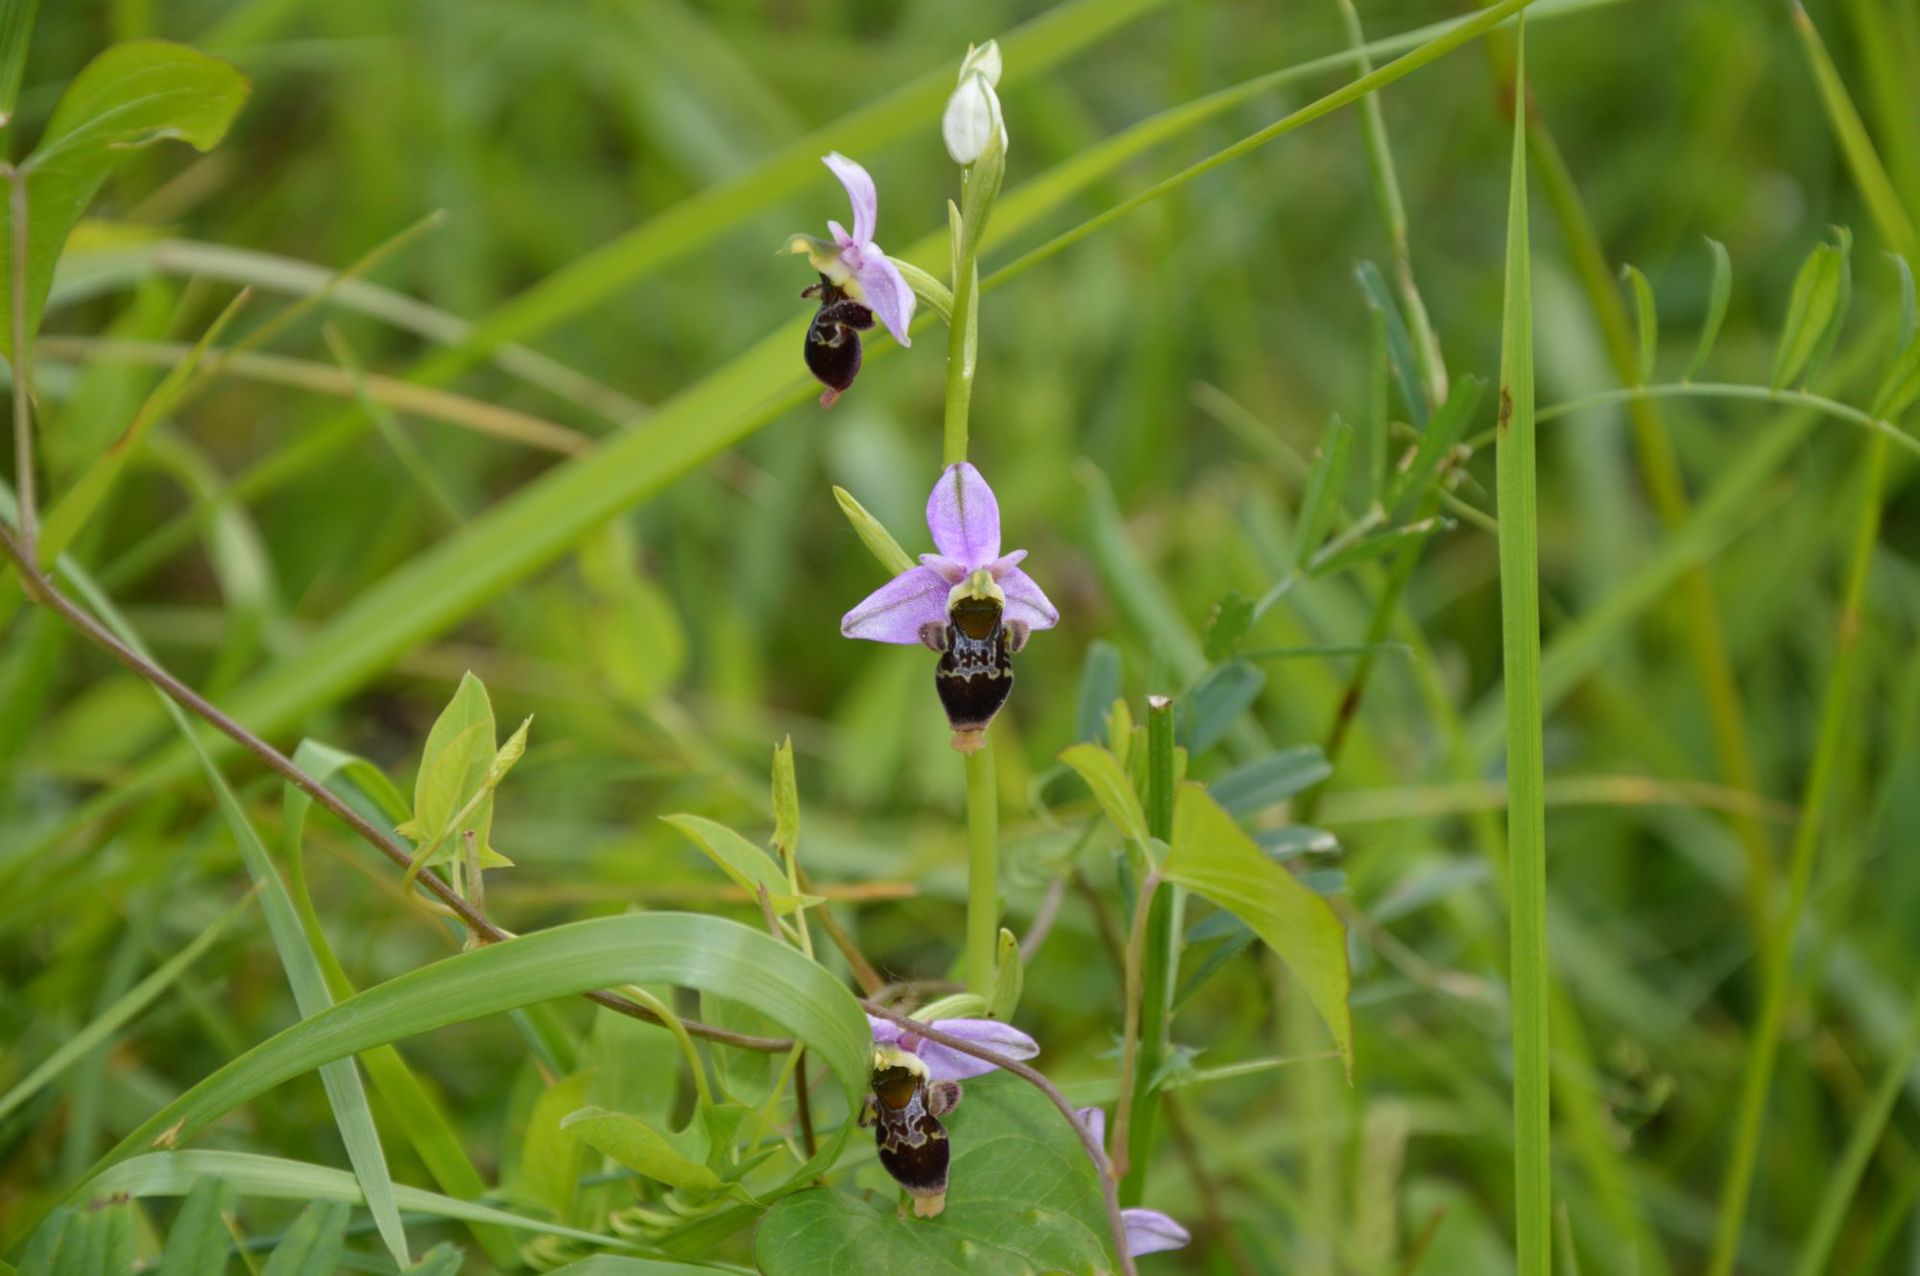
(945, 42, 1008, 997)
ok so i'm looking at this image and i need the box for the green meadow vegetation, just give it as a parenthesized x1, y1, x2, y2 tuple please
(2, 0, 1919, 1272)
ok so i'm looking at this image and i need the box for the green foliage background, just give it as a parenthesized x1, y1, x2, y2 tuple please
(3, 0, 1920, 1272)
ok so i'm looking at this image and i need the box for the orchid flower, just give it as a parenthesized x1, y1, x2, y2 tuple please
(1075, 1106, 1193, 1258)
(841, 462, 1058, 749)
(861, 1015, 1040, 1217)
(784, 153, 915, 405)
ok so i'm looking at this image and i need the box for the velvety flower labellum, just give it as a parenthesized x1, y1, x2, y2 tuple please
(800, 276, 873, 407)
(783, 153, 914, 404)
(841, 463, 1059, 749)
(861, 1016, 1040, 1218)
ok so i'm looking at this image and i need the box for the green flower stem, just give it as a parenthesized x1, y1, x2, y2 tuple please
(1707, 432, 1888, 1276)
(1120, 694, 1179, 1205)
(943, 254, 980, 467)
(964, 745, 1000, 996)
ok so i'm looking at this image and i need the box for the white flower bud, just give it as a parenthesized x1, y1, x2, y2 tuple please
(956, 40, 1001, 89)
(942, 71, 1005, 167)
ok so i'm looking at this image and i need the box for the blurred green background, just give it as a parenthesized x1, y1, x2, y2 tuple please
(5, 0, 1920, 1271)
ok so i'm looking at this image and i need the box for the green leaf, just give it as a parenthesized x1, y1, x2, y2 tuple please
(157, 1175, 236, 1276)
(660, 814, 821, 913)
(1162, 783, 1351, 1072)
(403, 1244, 467, 1276)
(1310, 516, 1454, 577)
(0, 0, 40, 126)
(1056, 742, 1149, 844)
(987, 927, 1023, 1020)
(1895, 253, 1917, 353)
(1294, 417, 1354, 568)
(755, 1075, 1114, 1274)
(1622, 264, 1657, 384)
(1073, 641, 1122, 743)
(259, 1199, 350, 1276)
(1208, 747, 1332, 817)
(771, 736, 800, 859)
(1685, 236, 1732, 382)
(519, 1071, 595, 1222)
(832, 485, 918, 577)
(1871, 329, 1920, 421)
(0, 41, 249, 357)
(398, 672, 514, 875)
(1179, 661, 1266, 756)
(561, 1107, 728, 1194)
(91, 1148, 655, 1253)
(1388, 375, 1482, 520)
(544, 1258, 739, 1274)
(1771, 229, 1852, 390)
(1354, 259, 1428, 427)
(1202, 591, 1254, 663)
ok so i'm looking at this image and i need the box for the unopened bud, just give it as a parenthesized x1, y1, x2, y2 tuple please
(942, 50, 1006, 166)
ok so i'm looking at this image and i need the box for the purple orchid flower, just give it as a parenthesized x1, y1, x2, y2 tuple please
(867, 1013, 1040, 1081)
(785, 154, 916, 406)
(841, 463, 1059, 750)
(1076, 1106, 1193, 1258)
(861, 1015, 1040, 1218)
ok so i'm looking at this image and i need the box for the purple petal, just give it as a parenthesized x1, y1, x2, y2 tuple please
(823, 153, 876, 246)
(912, 1018, 1039, 1082)
(926, 463, 1001, 566)
(866, 1015, 905, 1047)
(1075, 1106, 1107, 1148)
(841, 566, 950, 644)
(851, 252, 915, 347)
(826, 220, 856, 252)
(1121, 1209, 1191, 1257)
(998, 564, 1059, 632)
(919, 553, 968, 584)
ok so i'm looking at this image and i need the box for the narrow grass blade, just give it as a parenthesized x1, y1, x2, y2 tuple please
(1494, 22, 1551, 1274)
(1791, 1, 1920, 257)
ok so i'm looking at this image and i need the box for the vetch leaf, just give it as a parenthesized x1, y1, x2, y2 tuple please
(156, 1175, 236, 1276)
(660, 814, 821, 914)
(1179, 661, 1266, 756)
(397, 673, 513, 876)
(1355, 259, 1428, 427)
(1310, 515, 1454, 577)
(1162, 784, 1351, 1072)
(1294, 417, 1354, 569)
(987, 927, 1023, 1020)
(1685, 236, 1732, 382)
(1256, 825, 1340, 860)
(1387, 375, 1482, 520)
(403, 1244, 466, 1276)
(259, 1199, 350, 1276)
(1202, 591, 1255, 664)
(1072, 640, 1121, 743)
(0, 41, 248, 357)
(1208, 746, 1332, 816)
(1622, 264, 1657, 384)
(1771, 229, 1852, 390)
(771, 736, 801, 860)
(1057, 742, 1149, 844)
(755, 1076, 1115, 1274)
